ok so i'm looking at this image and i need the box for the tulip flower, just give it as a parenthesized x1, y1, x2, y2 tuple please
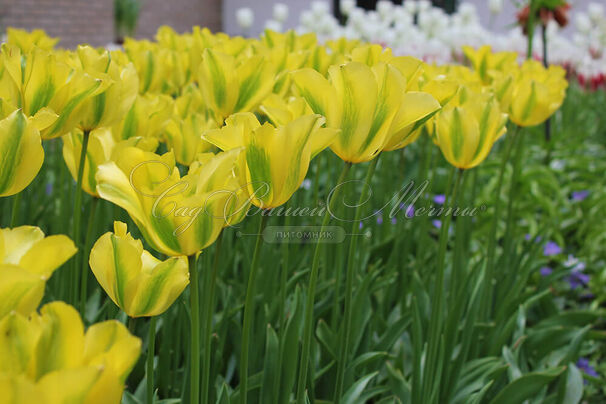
(89, 221, 189, 317)
(62, 128, 158, 197)
(96, 147, 249, 256)
(203, 112, 337, 209)
(0, 225, 77, 318)
(508, 60, 568, 127)
(6, 28, 59, 52)
(197, 48, 275, 123)
(292, 61, 427, 162)
(0, 110, 45, 197)
(113, 93, 174, 141)
(163, 89, 215, 166)
(0, 44, 104, 139)
(434, 86, 508, 169)
(0, 301, 140, 403)
(462, 45, 518, 84)
(66, 46, 139, 132)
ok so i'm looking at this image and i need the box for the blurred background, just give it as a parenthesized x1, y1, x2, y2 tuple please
(0, 0, 594, 48)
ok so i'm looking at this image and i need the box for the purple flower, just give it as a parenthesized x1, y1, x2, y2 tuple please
(525, 234, 542, 243)
(543, 241, 562, 256)
(45, 183, 53, 196)
(433, 194, 446, 205)
(359, 221, 363, 229)
(567, 269, 590, 289)
(539, 266, 553, 276)
(571, 190, 589, 202)
(577, 358, 599, 378)
(300, 179, 312, 190)
(432, 219, 442, 229)
(391, 217, 397, 225)
(399, 203, 415, 218)
(376, 215, 383, 225)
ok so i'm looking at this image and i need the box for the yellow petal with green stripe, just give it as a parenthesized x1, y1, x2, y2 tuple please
(0, 264, 45, 319)
(0, 110, 44, 197)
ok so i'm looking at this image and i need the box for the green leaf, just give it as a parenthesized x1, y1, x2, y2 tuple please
(556, 363, 583, 404)
(488, 367, 566, 404)
(341, 371, 378, 404)
(260, 324, 279, 404)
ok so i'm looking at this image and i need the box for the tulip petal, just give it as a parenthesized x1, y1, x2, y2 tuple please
(19, 235, 77, 279)
(0, 110, 44, 197)
(0, 264, 45, 319)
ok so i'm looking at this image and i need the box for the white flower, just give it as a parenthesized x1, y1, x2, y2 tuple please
(377, 0, 394, 21)
(236, 7, 254, 30)
(273, 3, 289, 23)
(311, 1, 330, 17)
(489, 0, 503, 15)
(588, 3, 604, 23)
(265, 19, 283, 32)
(404, 0, 417, 15)
(300, 10, 315, 29)
(575, 13, 592, 34)
(341, 0, 356, 16)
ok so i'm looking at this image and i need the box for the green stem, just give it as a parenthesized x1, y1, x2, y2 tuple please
(147, 316, 157, 404)
(10, 192, 21, 227)
(240, 213, 269, 404)
(334, 156, 380, 403)
(72, 129, 90, 305)
(189, 254, 200, 404)
(482, 127, 518, 320)
(421, 167, 463, 402)
(80, 197, 98, 314)
(201, 232, 223, 404)
(296, 161, 352, 404)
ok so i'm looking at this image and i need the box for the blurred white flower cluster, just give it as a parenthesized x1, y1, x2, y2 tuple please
(235, 1, 606, 90)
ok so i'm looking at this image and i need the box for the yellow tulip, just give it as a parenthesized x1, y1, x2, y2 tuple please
(0, 301, 140, 404)
(203, 112, 337, 208)
(62, 128, 158, 197)
(0, 44, 103, 139)
(0, 110, 45, 197)
(89, 221, 189, 317)
(0, 225, 77, 318)
(292, 61, 425, 162)
(197, 48, 275, 122)
(163, 89, 215, 166)
(123, 39, 190, 95)
(434, 86, 508, 170)
(96, 148, 249, 256)
(113, 93, 174, 141)
(6, 28, 59, 53)
(508, 60, 568, 127)
(462, 45, 519, 84)
(66, 46, 139, 132)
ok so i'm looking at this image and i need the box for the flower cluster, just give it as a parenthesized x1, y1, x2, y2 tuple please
(0, 24, 569, 403)
(241, 1, 605, 91)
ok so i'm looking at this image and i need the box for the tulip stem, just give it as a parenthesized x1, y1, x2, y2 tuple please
(240, 213, 269, 404)
(147, 316, 156, 404)
(201, 231, 223, 404)
(482, 126, 519, 321)
(189, 254, 200, 404)
(421, 167, 463, 401)
(80, 197, 98, 314)
(72, 129, 90, 305)
(10, 192, 21, 227)
(297, 161, 352, 404)
(333, 156, 380, 403)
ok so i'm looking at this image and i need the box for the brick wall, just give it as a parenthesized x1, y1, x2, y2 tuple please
(1, 0, 114, 48)
(0, 0, 222, 48)
(137, 0, 222, 39)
